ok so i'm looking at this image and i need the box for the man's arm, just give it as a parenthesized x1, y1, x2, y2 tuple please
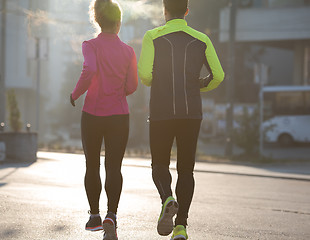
(138, 31, 155, 87)
(200, 36, 225, 92)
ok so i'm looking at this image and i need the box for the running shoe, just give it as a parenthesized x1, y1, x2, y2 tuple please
(171, 225, 188, 240)
(103, 212, 118, 240)
(157, 196, 179, 236)
(85, 214, 103, 231)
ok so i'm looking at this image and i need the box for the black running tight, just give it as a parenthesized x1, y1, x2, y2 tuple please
(81, 112, 129, 215)
(150, 119, 201, 227)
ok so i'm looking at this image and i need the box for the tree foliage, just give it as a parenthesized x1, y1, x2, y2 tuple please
(233, 106, 259, 156)
(7, 89, 22, 132)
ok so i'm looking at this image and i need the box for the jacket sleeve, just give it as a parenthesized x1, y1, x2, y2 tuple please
(138, 31, 154, 87)
(71, 41, 97, 100)
(125, 49, 138, 96)
(200, 36, 225, 92)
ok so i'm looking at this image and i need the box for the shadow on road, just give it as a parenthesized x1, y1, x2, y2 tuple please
(0, 228, 21, 239)
(0, 161, 34, 184)
(0, 161, 35, 170)
(50, 224, 69, 232)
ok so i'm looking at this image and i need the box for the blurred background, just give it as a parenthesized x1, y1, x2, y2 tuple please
(0, 0, 310, 161)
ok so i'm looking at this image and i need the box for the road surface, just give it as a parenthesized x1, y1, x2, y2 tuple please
(0, 152, 309, 240)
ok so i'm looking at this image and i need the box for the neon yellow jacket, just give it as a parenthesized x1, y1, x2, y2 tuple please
(138, 19, 225, 120)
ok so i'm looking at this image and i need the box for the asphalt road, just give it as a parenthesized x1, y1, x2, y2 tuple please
(0, 152, 310, 240)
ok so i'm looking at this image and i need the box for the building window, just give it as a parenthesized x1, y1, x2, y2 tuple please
(305, 47, 310, 85)
(268, 0, 309, 7)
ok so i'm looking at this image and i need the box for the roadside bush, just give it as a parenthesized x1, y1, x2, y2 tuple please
(233, 106, 259, 156)
(7, 89, 22, 132)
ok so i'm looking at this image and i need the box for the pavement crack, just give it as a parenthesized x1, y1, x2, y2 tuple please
(271, 208, 310, 215)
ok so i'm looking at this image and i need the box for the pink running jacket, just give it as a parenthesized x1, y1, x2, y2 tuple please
(72, 32, 138, 116)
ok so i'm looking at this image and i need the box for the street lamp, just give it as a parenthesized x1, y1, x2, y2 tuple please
(0, 122, 4, 132)
(26, 123, 31, 133)
(0, 0, 7, 124)
(225, 0, 237, 157)
(35, 38, 41, 132)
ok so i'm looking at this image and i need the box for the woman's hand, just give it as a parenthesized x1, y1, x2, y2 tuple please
(70, 94, 75, 107)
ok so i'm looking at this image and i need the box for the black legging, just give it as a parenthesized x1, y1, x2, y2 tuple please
(81, 112, 129, 215)
(150, 119, 201, 227)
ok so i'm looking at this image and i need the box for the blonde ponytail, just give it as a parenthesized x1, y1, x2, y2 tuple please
(89, 0, 122, 33)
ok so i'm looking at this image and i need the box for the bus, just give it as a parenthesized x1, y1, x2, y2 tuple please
(261, 86, 310, 146)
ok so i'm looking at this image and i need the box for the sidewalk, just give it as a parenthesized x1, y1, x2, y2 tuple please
(198, 141, 310, 160)
(122, 157, 310, 182)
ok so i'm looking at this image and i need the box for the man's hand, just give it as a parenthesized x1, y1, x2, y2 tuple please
(199, 74, 212, 88)
(70, 94, 75, 107)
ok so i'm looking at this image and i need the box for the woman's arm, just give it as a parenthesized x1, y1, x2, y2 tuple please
(125, 49, 138, 96)
(71, 41, 97, 100)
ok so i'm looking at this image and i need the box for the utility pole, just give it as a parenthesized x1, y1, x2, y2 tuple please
(225, 0, 237, 157)
(0, 0, 7, 124)
(35, 38, 41, 132)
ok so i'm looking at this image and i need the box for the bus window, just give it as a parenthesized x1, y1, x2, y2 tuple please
(274, 92, 310, 115)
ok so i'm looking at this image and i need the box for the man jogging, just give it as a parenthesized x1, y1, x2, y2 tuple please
(138, 0, 224, 239)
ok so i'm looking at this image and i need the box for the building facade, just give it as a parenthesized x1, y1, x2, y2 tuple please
(1, 0, 50, 136)
(220, 0, 310, 89)
(217, 0, 310, 143)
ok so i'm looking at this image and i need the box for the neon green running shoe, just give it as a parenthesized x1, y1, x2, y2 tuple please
(157, 196, 179, 236)
(170, 225, 188, 240)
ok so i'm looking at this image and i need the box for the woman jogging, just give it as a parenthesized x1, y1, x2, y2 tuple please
(70, 0, 138, 239)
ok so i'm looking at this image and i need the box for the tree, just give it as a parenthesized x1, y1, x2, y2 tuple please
(233, 106, 259, 156)
(7, 89, 22, 132)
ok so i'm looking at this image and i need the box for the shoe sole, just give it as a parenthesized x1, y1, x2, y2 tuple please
(157, 200, 179, 236)
(85, 225, 103, 231)
(103, 220, 118, 240)
(171, 235, 187, 240)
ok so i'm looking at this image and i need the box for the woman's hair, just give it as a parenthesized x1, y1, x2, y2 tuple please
(89, 0, 122, 32)
(163, 0, 188, 18)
